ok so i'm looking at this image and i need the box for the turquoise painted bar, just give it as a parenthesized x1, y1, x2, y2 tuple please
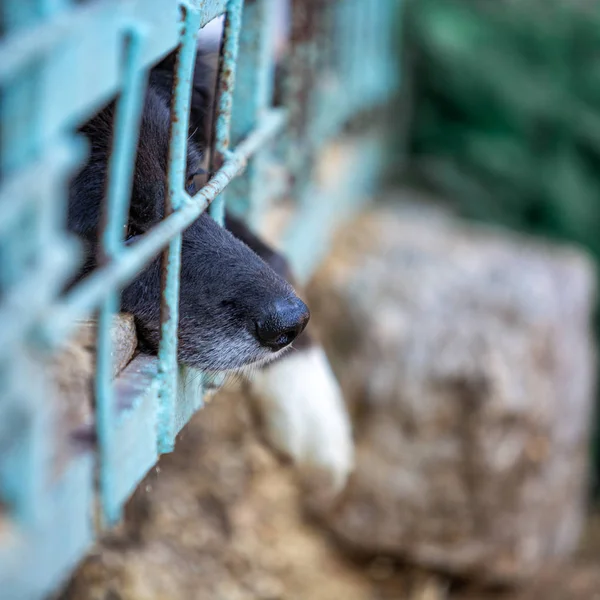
(0, 0, 401, 597)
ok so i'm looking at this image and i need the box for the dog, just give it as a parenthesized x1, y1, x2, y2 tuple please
(67, 43, 353, 495)
(68, 56, 309, 373)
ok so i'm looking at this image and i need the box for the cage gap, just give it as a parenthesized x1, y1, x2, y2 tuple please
(189, 15, 225, 195)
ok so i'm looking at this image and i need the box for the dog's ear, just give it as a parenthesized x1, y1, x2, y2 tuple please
(149, 50, 215, 150)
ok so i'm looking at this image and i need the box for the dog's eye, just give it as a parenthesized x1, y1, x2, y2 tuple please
(186, 169, 208, 196)
(124, 225, 143, 246)
(186, 175, 198, 196)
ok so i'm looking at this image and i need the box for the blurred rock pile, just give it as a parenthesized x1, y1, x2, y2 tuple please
(308, 204, 597, 582)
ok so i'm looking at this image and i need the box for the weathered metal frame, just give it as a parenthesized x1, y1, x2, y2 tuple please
(0, 0, 401, 597)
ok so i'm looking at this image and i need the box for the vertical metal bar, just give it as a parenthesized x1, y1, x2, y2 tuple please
(360, 0, 373, 105)
(11, 354, 48, 526)
(376, 0, 387, 100)
(0, 367, 40, 527)
(378, 1, 385, 99)
(351, 0, 361, 113)
(226, 0, 275, 223)
(388, 0, 403, 96)
(209, 0, 244, 226)
(96, 25, 148, 527)
(336, 0, 348, 116)
(324, 1, 336, 73)
(157, 3, 201, 454)
(286, 0, 323, 205)
(0, 0, 73, 531)
(230, 0, 273, 144)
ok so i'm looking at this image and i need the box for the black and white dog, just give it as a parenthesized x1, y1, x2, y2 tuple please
(67, 40, 353, 493)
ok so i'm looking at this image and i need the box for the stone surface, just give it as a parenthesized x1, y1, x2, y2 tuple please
(306, 205, 597, 582)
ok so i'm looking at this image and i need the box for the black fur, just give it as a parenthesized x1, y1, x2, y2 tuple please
(67, 50, 309, 372)
(223, 213, 314, 352)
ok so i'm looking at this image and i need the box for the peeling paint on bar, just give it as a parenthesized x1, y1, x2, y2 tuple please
(210, 0, 244, 225)
(157, 2, 203, 454)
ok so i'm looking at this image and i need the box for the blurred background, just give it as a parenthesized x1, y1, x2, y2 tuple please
(400, 0, 600, 495)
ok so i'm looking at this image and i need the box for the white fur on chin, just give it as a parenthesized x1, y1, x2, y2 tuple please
(176, 347, 289, 405)
(247, 346, 355, 495)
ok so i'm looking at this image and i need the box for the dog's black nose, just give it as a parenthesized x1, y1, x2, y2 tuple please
(255, 297, 310, 351)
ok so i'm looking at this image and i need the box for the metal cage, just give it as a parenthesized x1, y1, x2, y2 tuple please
(0, 0, 400, 597)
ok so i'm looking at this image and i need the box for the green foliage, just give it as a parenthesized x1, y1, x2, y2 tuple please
(406, 0, 600, 256)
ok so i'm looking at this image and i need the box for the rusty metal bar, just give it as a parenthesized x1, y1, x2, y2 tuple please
(157, 3, 203, 454)
(209, 0, 244, 225)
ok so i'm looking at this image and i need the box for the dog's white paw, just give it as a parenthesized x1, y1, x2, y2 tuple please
(247, 346, 354, 494)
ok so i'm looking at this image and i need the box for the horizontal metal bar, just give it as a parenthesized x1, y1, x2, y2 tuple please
(40, 108, 287, 348)
(190, 0, 230, 28)
(0, 0, 229, 83)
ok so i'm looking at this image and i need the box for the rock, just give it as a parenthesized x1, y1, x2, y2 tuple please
(306, 205, 597, 583)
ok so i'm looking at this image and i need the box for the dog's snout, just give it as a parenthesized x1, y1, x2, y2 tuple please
(254, 296, 310, 351)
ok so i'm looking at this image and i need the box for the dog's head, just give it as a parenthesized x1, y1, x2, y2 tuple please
(68, 86, 309, 372)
